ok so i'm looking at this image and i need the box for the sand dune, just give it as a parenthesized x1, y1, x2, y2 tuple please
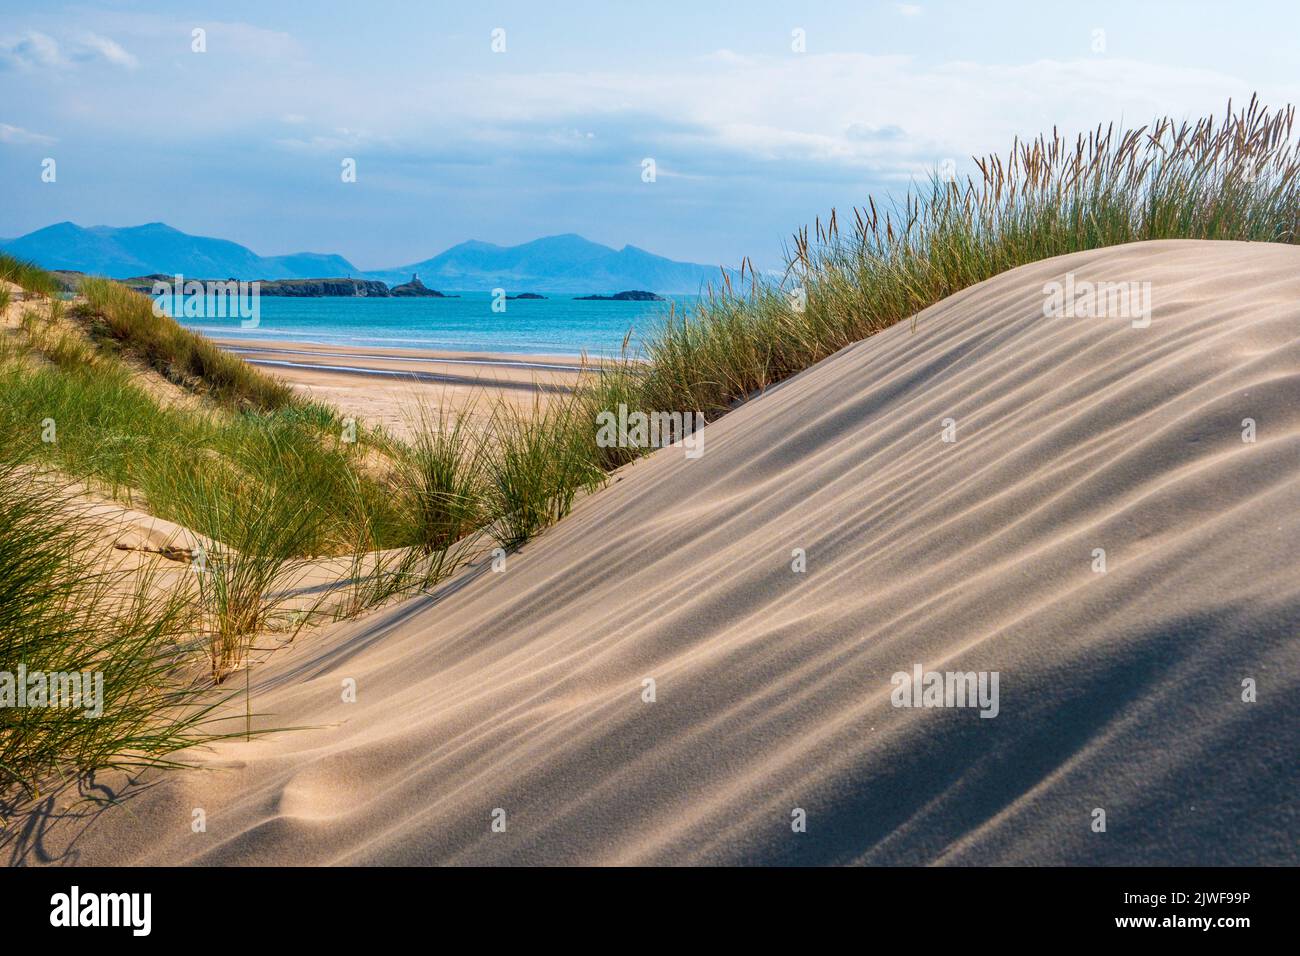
(13, 239, 1299, 866)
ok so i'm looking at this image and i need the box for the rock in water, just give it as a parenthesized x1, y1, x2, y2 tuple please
(389, 273, 448, 297)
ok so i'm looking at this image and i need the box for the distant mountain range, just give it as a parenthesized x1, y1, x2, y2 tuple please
(365, 234, 727, 293)
(1, 223, 358, 282)
(1, 222, 730, 294)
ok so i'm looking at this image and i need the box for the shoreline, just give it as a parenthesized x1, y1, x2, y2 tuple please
(213, 338, 594, 373)
(212, 337, 596, 437)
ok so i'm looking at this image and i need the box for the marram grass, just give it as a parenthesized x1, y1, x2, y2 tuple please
(0, 251, 60, 300)
(635, 97, 1300, 419)
(0, 450, 229, 798)
(73, 277, 296, 412)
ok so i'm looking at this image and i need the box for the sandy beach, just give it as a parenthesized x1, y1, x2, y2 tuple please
(211, 338, 596, 437)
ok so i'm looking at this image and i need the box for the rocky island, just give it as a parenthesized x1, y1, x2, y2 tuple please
(389, 274, 452, 297)
(249, 277, 394, 297)
(118, 273, 453, 298)
(573, 290, 665, 301)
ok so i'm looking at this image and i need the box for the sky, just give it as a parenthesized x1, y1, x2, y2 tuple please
(1, 1, 1298, 271)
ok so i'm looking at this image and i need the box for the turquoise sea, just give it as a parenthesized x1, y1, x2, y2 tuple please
(171, 292, 700, 357)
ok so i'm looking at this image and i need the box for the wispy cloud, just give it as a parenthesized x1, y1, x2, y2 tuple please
(0, 30, 137, 70)
(406, 53, 1259, 180)
(77, 33, 138, 69)
(273, 126, 393, 154)
(0, 122, 56, 146)
(4, 29, 1271, 190)
(0, 31, 65, 70)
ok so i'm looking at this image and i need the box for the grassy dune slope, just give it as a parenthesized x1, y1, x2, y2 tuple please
(0, 258, 600, 794)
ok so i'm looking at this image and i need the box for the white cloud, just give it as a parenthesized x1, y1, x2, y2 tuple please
(0, 30, 137, 70)
(0, 122, 56, 145)
(13, 25, 1291, 193)
(274, 126, 388, 153)
(897, 4, 923, 15)
(78, 33, 138, 69)
(404, 52, 1268, 180)
(0, 31, 66, 69)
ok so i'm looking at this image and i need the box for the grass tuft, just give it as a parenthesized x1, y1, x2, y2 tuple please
(395, 399, 489, 554)
(486, 395, 606, 550)
(0, 450, 223, 797)
(0, 252, 60, 299)
(73, 278, 295, 411)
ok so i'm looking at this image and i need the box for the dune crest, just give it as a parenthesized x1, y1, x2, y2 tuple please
(16, 239, 1299, 866)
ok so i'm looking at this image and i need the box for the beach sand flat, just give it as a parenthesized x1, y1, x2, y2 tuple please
(213, 339, 595, 437)
(12, 240, 1298, 866)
